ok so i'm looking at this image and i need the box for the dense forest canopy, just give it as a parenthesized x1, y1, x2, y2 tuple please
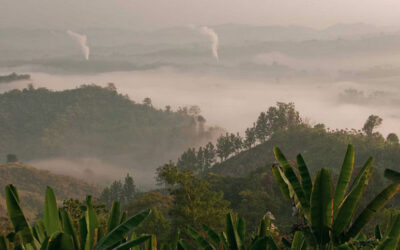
(0, 84, 223, 186)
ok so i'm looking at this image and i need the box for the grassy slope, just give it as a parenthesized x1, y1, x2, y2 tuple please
(0, 162, 100, 218)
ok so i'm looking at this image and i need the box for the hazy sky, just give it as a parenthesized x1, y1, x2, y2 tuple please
(2, 0, 400, 29)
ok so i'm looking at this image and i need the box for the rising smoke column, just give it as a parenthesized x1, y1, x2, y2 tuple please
(67, 30, 90, 60)
(199, 26, 219, 60)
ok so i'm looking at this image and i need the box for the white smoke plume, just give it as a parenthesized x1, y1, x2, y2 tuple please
(67, 30, 90, 60)
(199, 26, 219, 60)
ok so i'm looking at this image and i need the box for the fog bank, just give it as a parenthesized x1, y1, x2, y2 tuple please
(2, 69, 400, 137)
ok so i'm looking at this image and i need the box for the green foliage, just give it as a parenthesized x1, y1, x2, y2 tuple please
(363, 115, 383, 136)
(157, 163, 230, 230)
(216, 133, 242, 161)
(386, 133, 399, 144)
(255, 102, 302, 142)
(127, 191, 172, 243)
(1, 185, 151, 250)
(100, 174, 136, 208)
(177, 143, 217, 173)
(272, 145, 400, 248)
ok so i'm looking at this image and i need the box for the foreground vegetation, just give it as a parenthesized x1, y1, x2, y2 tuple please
(0, 162, 100, 218)
(2, 146, 400, 249)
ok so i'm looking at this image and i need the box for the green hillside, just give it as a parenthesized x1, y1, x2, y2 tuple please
(167, 103, 400, 232)
(205, 124, 397, 230)
(0, 162, 100, 218)
(0, 84, 222, 182)
(211, 124, 398, 177)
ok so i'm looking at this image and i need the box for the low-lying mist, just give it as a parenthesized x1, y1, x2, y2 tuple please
(1, 69, 399, 136)
(28, 157, 156, 190)
(2, 68, 400, 188)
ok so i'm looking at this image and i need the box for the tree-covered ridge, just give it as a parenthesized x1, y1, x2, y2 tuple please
(166, 102, 400, 236)
(0, 84, 222, 170)
(0, 73, 30, 83)
(174, 102, 397, 178)
(0, 162, 100, 219)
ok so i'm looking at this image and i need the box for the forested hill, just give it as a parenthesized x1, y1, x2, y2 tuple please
(0, 84, 222, 182)
(211, 124, 399, 178)
(0, 162, 100, 218)
(173, 104, 400, 231)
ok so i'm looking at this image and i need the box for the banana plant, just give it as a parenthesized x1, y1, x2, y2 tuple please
(177, 213, 280, 250)
(272, 144, 400, 248)
(0, 184, 152, 250)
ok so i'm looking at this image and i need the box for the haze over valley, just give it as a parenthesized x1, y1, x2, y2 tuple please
(3, 2, 400, 247)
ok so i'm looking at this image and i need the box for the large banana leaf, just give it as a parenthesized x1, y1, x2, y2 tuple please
(384, 169, 400, 183)
(375, 225, 382, 240)
(60, 209, 79, 249)
(185, 226, 214, 250)
(345, 183, 400, 239)
(333, 167, 371, 236)
(94, 209, 150, 250)
(237, 218, 245, 243)
(120, 212, 127, 224)
(172, 230, 180, 250)
(145, 235, 157, 250)
(376, 214, 400, 250)
(43, 187, 62, 235)
(33, 220, 46, 244)
(297, 154, 312, 203)
(5, 184, 36, 247)
(107, 202, 121, 232)
(202, 225, 220, 247)
(45, 232, 74, 250)
(0, 235, 9, 250)
(272, 166, 290, 200)
(291, 231, 305, 250)
(178, 240, 196, 250)
(112, 235, 151, 250)
(226, 213, 242, 250)
(348, 157, 374, 192)
(85, 196, 99, 250)
(274, 147, 309, 213)
(257, 216, 267, 237)
(79, 217, 87, 249)
(333, 144, 354, 212)
(310, 168, 332, 245)
(249, 237, 269, 250)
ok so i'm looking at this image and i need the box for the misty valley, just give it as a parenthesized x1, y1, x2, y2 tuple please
(3, 5, 400, 249)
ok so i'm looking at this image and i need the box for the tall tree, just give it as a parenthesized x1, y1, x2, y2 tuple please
(122, 174, 136, 206)
(387, 133, 399, 144)
(362, 115, 382, 136)
(230, 133, 243, 154)
(177, 148, 198, 171)
(203, 142, 216, 168)
(255, 112, 269, 142)
(216, 133, 235, 161)
(157, 163, 230, 230)
(244, 125, 256, 149)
